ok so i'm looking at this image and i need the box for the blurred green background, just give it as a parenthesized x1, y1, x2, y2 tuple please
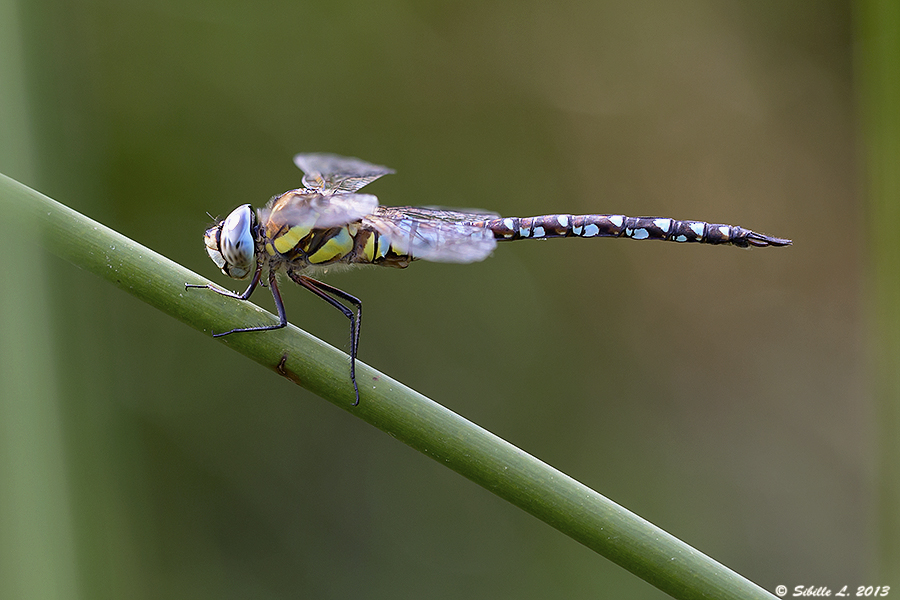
(0, 0, 886, 598)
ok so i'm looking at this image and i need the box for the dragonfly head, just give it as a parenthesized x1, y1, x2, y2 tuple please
(203, 204, 257, 279)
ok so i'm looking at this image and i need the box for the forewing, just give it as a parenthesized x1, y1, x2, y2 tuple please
(380, 206, 500, 222)
(364, 206, 498, 263)
(293, 153, 395, 194)
(260, 190, 379, 230)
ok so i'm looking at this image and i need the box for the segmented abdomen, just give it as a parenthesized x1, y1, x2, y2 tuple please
(476, 214, 791, 248)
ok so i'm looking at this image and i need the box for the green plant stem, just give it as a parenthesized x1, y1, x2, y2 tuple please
(0, 172, 776, 600)
(859, 0, 900, 583)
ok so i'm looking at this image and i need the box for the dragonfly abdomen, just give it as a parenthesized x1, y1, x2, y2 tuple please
(481, 214, 791, 248)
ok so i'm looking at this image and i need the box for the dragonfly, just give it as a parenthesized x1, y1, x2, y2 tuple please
(187, 153, 791, 405)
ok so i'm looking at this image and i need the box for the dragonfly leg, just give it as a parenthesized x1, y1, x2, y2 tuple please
(288, 271, 363, 406)
(185, 263, 263, 301)
(186, 266, 288, 336)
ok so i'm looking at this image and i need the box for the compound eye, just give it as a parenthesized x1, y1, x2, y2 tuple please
(219, 204, 256, 279)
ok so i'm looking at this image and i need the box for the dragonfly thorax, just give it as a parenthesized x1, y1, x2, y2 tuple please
(204, 204, 257, 279)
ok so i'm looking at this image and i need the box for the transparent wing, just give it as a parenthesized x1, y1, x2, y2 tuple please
(259, 190, 379, 230)
(364, 206, 499, 263)
(378, 206, 500, 222)
(293, 153, 395, 194)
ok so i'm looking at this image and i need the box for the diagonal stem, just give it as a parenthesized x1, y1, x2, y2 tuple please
(0, 172, 777, 600)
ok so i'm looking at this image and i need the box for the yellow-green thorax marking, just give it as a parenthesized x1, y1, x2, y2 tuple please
(263, 190, 411, 269)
